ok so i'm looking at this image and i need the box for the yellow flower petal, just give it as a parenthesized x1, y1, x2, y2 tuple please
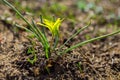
(44, 19, 54, 27)
(37, 22, 53, 34)
(37, 23, 46, 27)
(37, 18, 63, 37)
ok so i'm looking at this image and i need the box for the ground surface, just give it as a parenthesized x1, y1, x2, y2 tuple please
(0, 0, 120, 80)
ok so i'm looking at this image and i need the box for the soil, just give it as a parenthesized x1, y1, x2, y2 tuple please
(0, 0, 120, 80)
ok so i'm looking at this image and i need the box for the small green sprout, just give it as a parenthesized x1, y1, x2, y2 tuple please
(26, 36, 37, 64)
(27, 47, 37, 65)
(76, 62, 83, 73)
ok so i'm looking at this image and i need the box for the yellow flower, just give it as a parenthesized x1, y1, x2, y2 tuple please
(37, 18, 63, 37)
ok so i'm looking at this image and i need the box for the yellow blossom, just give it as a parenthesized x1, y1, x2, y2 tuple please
(37, 18, 63, 37)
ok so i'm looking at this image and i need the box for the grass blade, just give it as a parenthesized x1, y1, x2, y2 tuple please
(59, 21, 91, 51)
(59, 28, 120, 55)
(2, 0, 33, 28)
(40, 15, 46, 36)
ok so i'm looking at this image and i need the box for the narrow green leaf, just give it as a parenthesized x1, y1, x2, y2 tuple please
(59, 29, 120, 55)
(59, 21, 91, 51)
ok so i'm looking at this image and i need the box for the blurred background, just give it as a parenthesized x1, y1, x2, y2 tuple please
(0, 0, 120, 40)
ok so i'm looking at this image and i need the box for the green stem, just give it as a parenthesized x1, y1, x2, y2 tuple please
(53, 36, 59, 50)
(40, 15, 46, 36)
(59, 29, 120, 55)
